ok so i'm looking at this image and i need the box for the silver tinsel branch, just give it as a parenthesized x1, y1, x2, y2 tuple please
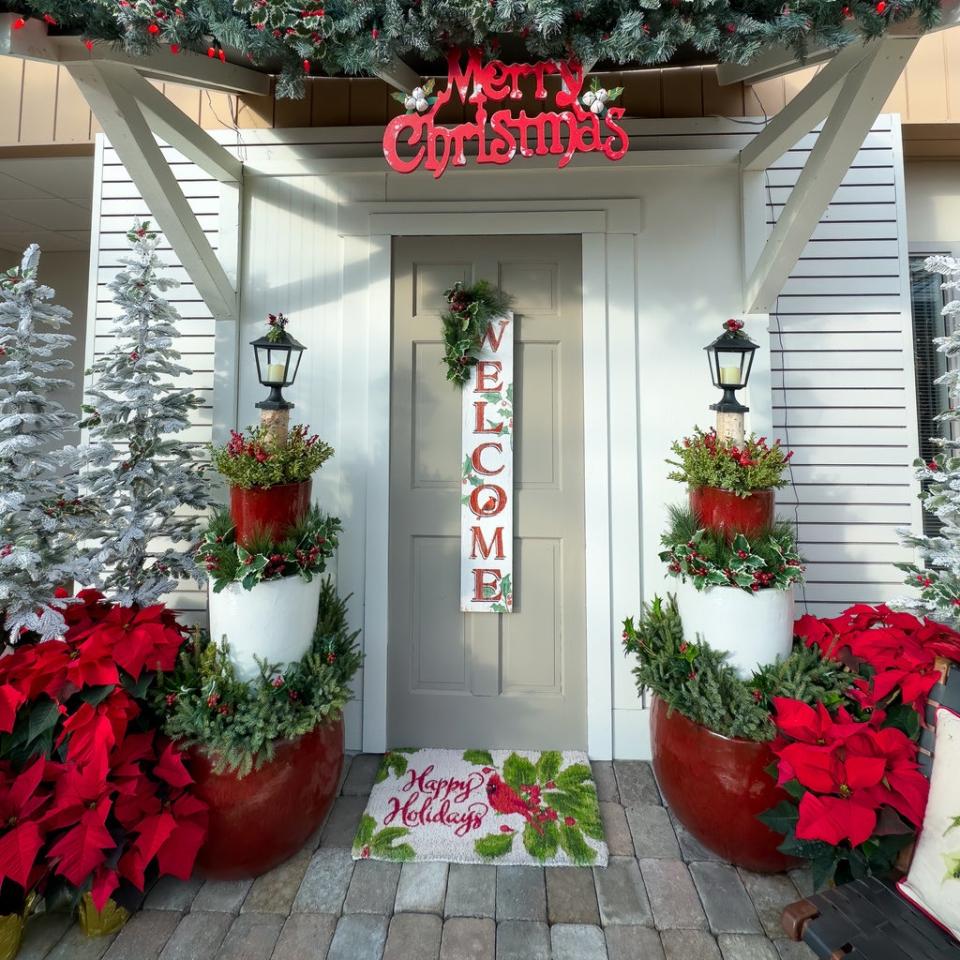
(82, 220, 211, 605)
(0, 245, 107, 641)
(895, 254, 960, 628)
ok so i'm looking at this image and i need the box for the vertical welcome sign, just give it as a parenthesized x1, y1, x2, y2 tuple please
(461, 313, 513, 613)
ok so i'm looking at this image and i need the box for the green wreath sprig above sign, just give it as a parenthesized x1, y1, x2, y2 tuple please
(441, 280, 513, 386)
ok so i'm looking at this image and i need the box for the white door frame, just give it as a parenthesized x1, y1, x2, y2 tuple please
(338, 199, 643, 759)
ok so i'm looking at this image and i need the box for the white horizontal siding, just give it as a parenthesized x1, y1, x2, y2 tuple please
(767, 114, 923, 615)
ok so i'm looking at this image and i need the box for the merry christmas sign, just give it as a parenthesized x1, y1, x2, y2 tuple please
(383, 50, 628, 178)
(353, 748, 608, 867)
(461, 313, 513, 613)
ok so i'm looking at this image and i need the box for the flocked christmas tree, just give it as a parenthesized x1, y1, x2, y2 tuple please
(0, 245, 102, 641)
(82, 220, 210, 605)
(897, 254, 960, 627)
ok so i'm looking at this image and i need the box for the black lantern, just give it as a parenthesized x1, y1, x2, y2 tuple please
(251, 313, 305, 411)
(704, 319, 758, 414)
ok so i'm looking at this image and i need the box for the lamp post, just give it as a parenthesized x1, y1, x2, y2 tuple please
(251, 313, 305, 445)
(704, 319, 758, 445)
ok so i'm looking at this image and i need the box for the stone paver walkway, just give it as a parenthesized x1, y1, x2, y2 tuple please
(20, 756, 817, 960)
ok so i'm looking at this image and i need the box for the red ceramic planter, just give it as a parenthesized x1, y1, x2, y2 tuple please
(189, 716, 344, 879)
(229, 479, 312, 547)
(650, 697, 799, 873)
(689, 485, 774, 541)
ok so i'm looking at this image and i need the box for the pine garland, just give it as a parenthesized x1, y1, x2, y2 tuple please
(622, 594, 850, 742)
(441, 280, 512, 386)
(157, 577, 362, 776)
(19, 0, 944, 99)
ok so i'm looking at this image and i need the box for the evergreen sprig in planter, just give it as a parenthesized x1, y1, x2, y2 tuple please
(212, 424, 332, 548)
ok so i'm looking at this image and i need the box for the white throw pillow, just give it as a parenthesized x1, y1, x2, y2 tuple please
(898, 706, 960, 942)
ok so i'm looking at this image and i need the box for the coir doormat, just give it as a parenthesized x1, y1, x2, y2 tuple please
(352, 748, 608, 867)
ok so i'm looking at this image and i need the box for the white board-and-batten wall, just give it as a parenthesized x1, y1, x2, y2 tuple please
(85, 114, 922, 759)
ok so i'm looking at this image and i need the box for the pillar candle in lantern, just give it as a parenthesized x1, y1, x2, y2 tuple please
(265, 362, 286, 384)
(719, 366, 740, 385)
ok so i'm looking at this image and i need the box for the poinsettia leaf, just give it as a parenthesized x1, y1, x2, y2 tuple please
(0, 684, 25, 735)
(48, 803, 116, 886)
(559, 823, 597, 865)
(153, 742, 193, 789)
(757, 800, 799, 836)
(782, 779, 806, 801)
(0, 820, 44, 888)
(523, 819, 559, 861)
(156, 818, 206, 881)
(90, 864, 119, 911)
(474, 832, 514, 859)
(503, 754, 536, 792)
(27, 698, 60, 745)
(811, 852, 839, 891)
(79, 684, 115, 707)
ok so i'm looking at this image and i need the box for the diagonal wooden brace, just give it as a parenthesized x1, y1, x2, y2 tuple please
(67, 61, 239, 323)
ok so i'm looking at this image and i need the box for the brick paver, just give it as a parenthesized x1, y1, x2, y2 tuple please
(23, 758, 823, 960)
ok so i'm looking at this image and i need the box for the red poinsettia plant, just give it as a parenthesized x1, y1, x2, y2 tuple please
(760, 604, 960, 887)
(0, 590, 207, 917)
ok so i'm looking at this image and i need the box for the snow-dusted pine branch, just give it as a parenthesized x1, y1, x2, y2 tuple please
(0, 245, 106, 641)
(896, 254, 960, 627)
(82, 221, 211, 605)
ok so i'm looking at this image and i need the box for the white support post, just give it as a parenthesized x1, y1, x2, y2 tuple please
(739, 39, 875, 172)
(742, 35, 917, 314)
(68, 61, 239, 323)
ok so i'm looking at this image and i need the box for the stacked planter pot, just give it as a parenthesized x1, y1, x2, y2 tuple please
(675, 485, 794, 678)
(209, 478, 315, 682)
(202, 475, 344, 878)
(655, 480, 799, 872)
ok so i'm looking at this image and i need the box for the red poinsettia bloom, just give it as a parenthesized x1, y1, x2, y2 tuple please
(57, 689, 140, 767)
(0, 684, 26, 735)
(796, 792, 878, 847)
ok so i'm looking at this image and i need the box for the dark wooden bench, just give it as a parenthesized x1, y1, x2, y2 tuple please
(781, 658, 960, 959)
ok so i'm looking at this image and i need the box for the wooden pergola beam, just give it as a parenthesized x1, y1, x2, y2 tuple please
(68, 61, 239, 322)
(742, 35, 918, 313)
(0, 13, 271, 95)
(739, 39, 875, 171)
(719, 0, 960, 86)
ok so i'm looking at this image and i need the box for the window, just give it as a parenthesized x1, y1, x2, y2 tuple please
(909, 254, 952, 536)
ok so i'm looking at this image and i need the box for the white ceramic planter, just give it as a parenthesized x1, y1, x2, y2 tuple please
(208, 575, 322, 682)
(673, 580, 795, 678)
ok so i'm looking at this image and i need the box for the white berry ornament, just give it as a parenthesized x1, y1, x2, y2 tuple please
(581, 77, 624, 115)
(391, 77, 437, 114)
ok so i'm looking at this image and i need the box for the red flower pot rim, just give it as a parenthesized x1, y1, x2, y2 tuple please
(658, 700, 768, 746)
(690, 483, 777, 495)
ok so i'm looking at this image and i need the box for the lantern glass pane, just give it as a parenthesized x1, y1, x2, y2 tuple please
(261, 345, 288, 385)
(716, 348, 745, 386)
(289, 349, 303, 385)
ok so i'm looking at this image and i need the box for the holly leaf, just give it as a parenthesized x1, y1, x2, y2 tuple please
(556, 763, 592, 792)
(523, 820, 559, 861)
(370, 827, 415, 862)
(503, 754, 536, 792)
(535, 751, 562, 786)
(354, 815, 377, 852)
(463, 749, 494, 767)
(559, 824, 597, 865)
(475, 832, 514, 860)
(375, 752, 409, 784)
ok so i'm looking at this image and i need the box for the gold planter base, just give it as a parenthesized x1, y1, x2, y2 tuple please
(0, 912, 24, 960)
(77, 894, 129, 938)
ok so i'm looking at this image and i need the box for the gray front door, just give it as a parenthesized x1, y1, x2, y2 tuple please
(388, 235, 587, 749)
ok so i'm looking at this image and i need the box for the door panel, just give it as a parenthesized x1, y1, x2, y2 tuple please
(389, 235, 586, 749)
